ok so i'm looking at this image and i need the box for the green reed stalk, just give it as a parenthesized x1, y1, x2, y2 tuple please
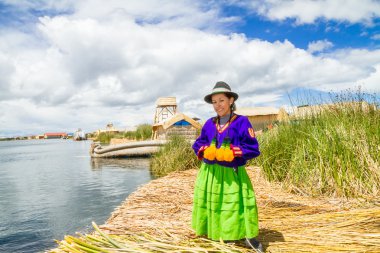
(150, 135, 200, 177)
(251, 90, 379, 198)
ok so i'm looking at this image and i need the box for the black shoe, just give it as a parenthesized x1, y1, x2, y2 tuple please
(245, 237, 263, 252)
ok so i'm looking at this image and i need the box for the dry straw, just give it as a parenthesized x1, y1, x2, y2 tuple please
(51, 168, 380, 252)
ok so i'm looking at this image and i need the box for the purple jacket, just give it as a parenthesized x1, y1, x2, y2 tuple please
(192, 114, 260, 168)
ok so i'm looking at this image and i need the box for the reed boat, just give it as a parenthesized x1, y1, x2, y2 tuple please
(90, 140, 167, 158)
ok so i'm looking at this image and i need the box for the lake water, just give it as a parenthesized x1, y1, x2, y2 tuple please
(0, 139, 154, 253)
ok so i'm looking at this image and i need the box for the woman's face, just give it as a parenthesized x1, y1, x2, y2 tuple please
(211, 93, 234, 117)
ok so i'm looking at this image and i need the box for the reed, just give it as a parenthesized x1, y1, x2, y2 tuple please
(124, 124, 152, 140)
(94, 124, 152, 144)
(250, 90, 379, 199)
(95, 132, 123, 144)
(51, 222, 254, 253)
(150, 135, 200, 177)
(51, 169, 380, 253)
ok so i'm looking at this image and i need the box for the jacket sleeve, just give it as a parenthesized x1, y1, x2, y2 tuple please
(192, 120, 212, 159)
(238, 117, 260, 160)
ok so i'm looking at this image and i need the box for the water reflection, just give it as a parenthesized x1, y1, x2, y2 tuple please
(91, 157, 150, 170)
(0, 141, 155, 253)
(90, 158, 158, 179)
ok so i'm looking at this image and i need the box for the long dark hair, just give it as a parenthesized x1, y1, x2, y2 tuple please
(225, 93, 237, 112)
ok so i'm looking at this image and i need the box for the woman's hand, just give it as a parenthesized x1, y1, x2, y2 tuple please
(230, 144, 243, 157)
(197, 145, 209, 160)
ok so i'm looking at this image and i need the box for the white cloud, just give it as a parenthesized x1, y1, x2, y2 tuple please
(0, 0, 379, 137)
(325, 48, 380, 92)
(371, 34, 380, 40)
(0, 53, 14, 99)
(356, 64, 380, 92)
(307, 39, 334, 53)
(3, 0, 226, 31)
(247, 0, 380, 25)
(71, 0, 220, 29)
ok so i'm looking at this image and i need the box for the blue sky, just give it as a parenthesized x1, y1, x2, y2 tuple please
(0, 0, 379, 137)
(242, 17, 380, 50)
(224, 6, 380, 51)
(2, 1, 379, 50)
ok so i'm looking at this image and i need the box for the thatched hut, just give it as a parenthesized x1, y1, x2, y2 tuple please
(96, 123, 121, 135)
(235, 107, 288, 131)
(154, 97, 177, 124)
(152, 113, 202, 140)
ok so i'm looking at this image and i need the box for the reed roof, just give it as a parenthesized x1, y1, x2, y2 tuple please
(152, 113, 202, 130)
(156, 97, 177, 107)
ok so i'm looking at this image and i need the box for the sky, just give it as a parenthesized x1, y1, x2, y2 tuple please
(0, 0, 379, 137)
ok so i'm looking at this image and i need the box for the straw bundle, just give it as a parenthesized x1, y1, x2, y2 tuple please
(52, 222, 254, 253)
(52, 167, 380, 252)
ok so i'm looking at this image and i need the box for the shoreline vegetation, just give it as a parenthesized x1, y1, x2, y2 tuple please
(150, 135, 201, 177)
(250, 90, 379, 200)
(51, 90, 380, 252)
(94, 124, 152, 144)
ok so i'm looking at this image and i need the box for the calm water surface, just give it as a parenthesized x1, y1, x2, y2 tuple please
(0, 139, 154, 253)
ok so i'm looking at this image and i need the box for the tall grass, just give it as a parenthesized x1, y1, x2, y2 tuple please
(150, 135, 200, 177)
(124, 124, 152, 140)
(95, 132, 124, 144)
(251, 90, 379, 199)
(94, 124, 152, 144)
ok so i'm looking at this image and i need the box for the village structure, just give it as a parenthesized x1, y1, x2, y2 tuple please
(151, 97, 201, 140)
(88, 96, 295, 158)
(235, 107, 288, 132)
(9, 98, 376, 143)
(149, 98, 291, 141)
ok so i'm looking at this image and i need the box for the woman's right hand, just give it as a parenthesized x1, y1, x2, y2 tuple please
(197, 145, 209, 160)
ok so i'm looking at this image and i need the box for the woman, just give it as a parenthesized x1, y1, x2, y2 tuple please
(192, 81, 263, 252)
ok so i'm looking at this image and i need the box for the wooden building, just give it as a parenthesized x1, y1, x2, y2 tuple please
(44, 132, 68, 139)
(153, 97, 177, 124)
(152, 113, 202, 140)
(235, 107, 288, 131)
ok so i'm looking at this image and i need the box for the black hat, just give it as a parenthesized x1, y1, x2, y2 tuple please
(204, 81, 239, 104)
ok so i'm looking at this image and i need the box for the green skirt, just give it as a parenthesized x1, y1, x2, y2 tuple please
(192, 162, 259, 241)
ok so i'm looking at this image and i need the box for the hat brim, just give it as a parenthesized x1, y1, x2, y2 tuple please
(204, 91, 239, 104)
